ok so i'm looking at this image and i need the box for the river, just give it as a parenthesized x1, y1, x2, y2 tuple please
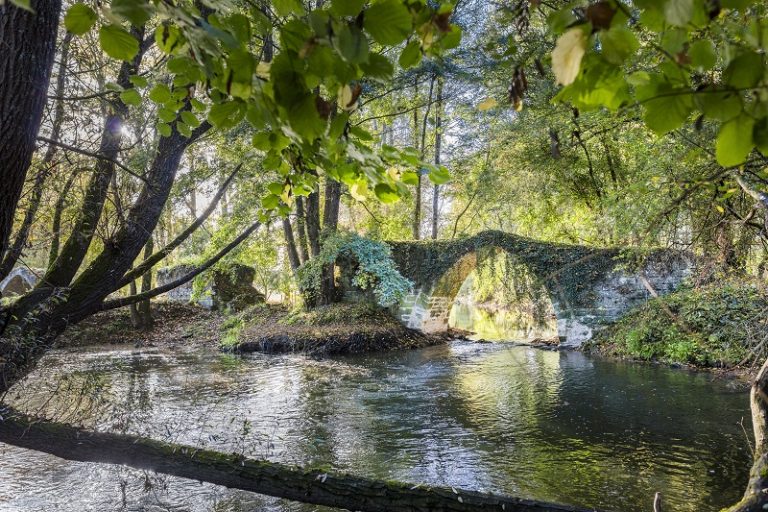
(0, 341, 751, 511)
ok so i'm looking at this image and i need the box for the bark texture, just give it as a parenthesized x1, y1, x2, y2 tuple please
(0, 0, 62, 261)
(0, 409, 595, 512)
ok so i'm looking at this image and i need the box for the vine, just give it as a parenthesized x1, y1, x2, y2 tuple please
(298, 232, 412, 307)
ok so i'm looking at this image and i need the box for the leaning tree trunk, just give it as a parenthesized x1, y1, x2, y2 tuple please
(726, 356, 768, 511)
(0, 0, 62, 262)
(0, 408, 594, 512)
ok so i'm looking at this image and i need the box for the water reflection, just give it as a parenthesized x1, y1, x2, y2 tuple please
(0, 342, 752, 512)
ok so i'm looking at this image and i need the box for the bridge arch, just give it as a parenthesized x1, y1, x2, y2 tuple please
(386, 231, 693, 347)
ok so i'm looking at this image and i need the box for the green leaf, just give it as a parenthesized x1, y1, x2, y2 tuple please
(600, 26, 639, 65)
(716, 115, 755, 167)
(695, 89, 742, 122)
(119, 88, 141, 106)
(176, 121, 192, 138)
(643, 85, 693, 135)
(364, 0, 412, 46)
(547, 6, 577, 34)
(111, 0, 152, 26)
(65, 4, 98, 35)
(440, 25, 462, 50)
(129, 75, 148, 88)
(180, 111, 201, 128)
(664, 0, 693, 26)
(724, 52, 764, 89)
(331, 0, 366, 16)
(157, 122, 172, 137)
(688, 40, 716, 71)
(335, 24, 369, 64)
(754, 118, 768, 156)
(226, 49, 254, 99)
(99, 24, 139, 61)
(399, 40, 422, 69)
(400, 170, 419, 185)
(208, 101, 245, 129)
(158, 108, 177, 123)
(273, 0, 304, 17)
(262, 194, 281, 209)
(155, 25, 184, 54)
(374, 183, 401, 203)
(361, 53, 394, 82)
(428, 166, 451, 185)
(149, 84, 172, 104)
(10, 0, 32, 11)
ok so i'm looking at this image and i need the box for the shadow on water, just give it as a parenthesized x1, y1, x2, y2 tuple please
(0, 341, 752, 512)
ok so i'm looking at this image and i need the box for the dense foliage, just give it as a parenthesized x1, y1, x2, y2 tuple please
(588, 280, 768, 367)
(298, 231, 412, 306)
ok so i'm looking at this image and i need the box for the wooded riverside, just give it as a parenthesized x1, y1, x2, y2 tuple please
(2, 0, 768, 511)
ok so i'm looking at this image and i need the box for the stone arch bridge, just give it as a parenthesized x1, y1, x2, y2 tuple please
(382, 231, 693, 348)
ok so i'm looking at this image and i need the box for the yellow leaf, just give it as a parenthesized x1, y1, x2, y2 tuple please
(478, 98, 498, 111)
(350, 180, 368, 201)
(552, 28, 587, 86)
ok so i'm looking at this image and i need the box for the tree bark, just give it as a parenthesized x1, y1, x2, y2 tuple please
(282, 219, 302, 273)
(0, 408, 594, 512)
(295, 196, 311, 264)
(726, 356, 768, 512)
(48, 171, 78, 268)
(306, 186, 322, 258)
(0, 0, 62, 263)
(431, 77, 443, 240)
(43, 28, 146, 289)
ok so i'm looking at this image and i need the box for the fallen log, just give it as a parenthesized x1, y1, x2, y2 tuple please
(0, 408, 601, 512)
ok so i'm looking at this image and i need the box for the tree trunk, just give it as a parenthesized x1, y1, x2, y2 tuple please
(48, 172, 78, 268)
(0, 122, 210, 394)
(295, 196, 311, 264)
(43, 28, 145, 289)
(306, 186, 322, 258)
(413, 76, 435, 240)
(282, 219, 301, 273)
(136, 236, 154, 330)
(726, 356, 768, 511)
(0, 0, 62, 263)
(431, 78, 443, 240)
(412, 78, 421, 240)
(0, 409, 594, 512)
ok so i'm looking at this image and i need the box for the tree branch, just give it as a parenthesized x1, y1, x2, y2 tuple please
(101, 220, 262, 310)
(117, 163, 242, 287)
(36, 136, 148, 183)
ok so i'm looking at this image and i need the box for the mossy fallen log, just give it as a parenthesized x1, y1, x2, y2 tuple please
(0, 408, 601, 512)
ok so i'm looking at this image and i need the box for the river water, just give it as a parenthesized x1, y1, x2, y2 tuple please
(0, 341, 752, 512)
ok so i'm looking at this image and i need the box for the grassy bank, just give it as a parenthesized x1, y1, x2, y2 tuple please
(585, 280, 768, 368)
(221, 302, 444, 355)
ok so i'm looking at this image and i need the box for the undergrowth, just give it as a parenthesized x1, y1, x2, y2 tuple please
(587, 280, 768, 367)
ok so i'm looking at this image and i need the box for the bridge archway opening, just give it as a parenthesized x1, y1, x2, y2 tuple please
(408, 247, 559, 342)
(448, 250, 558, 341)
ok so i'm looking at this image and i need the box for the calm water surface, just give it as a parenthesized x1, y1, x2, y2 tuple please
(0, 341, 752, 512)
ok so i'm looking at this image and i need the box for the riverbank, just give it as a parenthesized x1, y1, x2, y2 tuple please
(221, 302, 446, 355)
(584, 280, 768, 370)
(57, 302, 225, 348)
(57, 301, 446, 355)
